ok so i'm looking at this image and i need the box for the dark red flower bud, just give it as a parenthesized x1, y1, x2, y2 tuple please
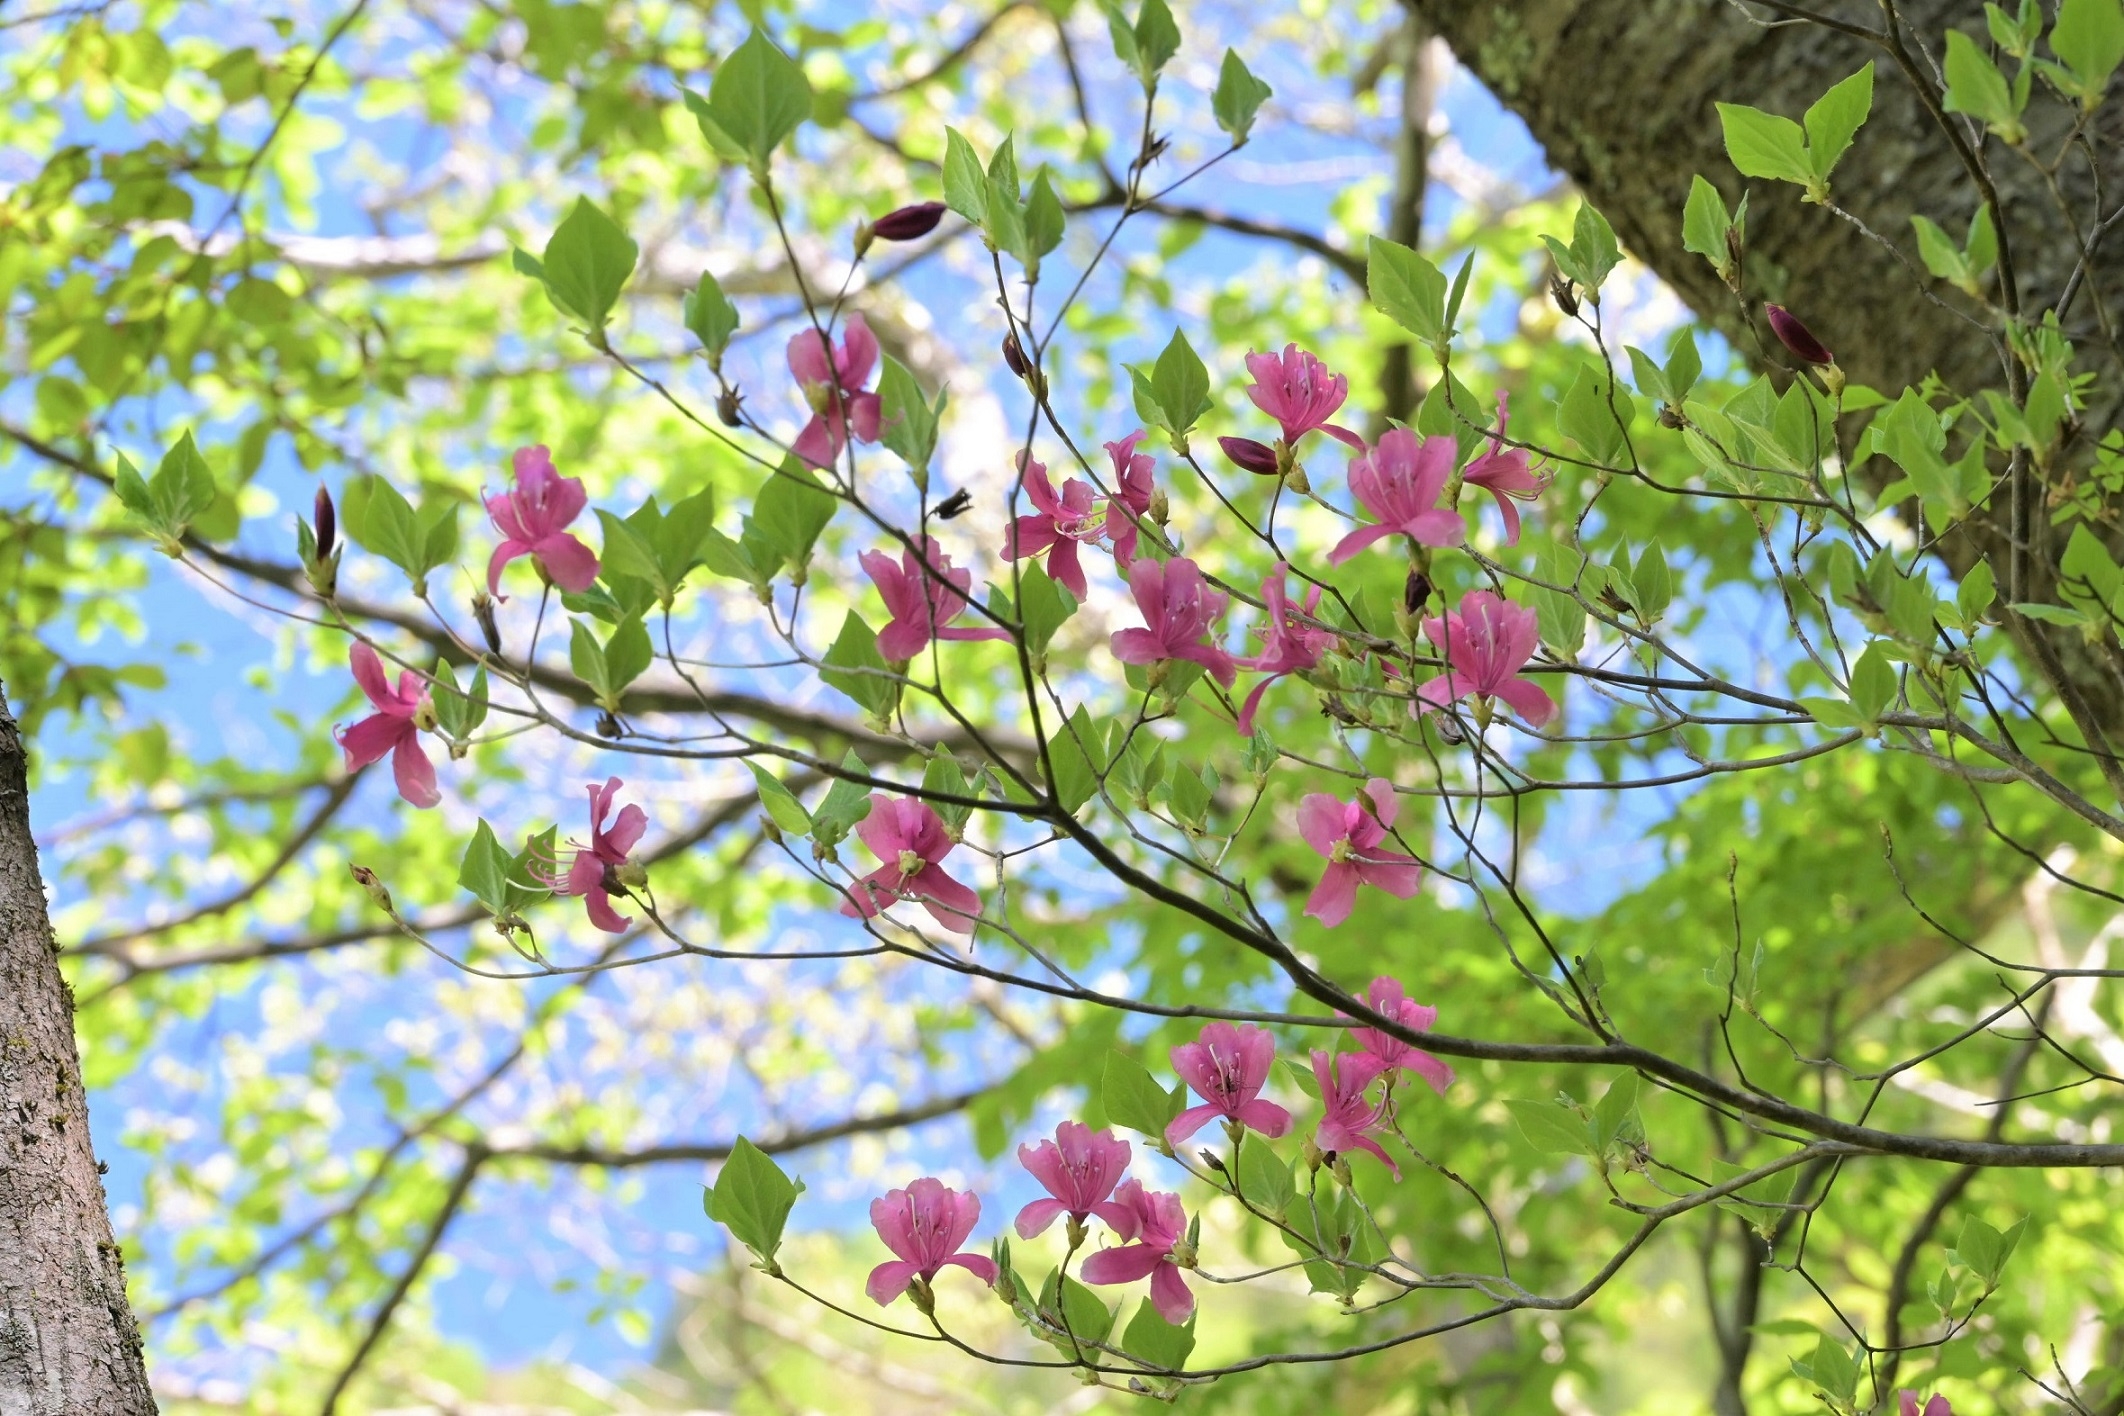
(1404, 568, 1432, 614)
(1001, 330, 1029, 379)
(313, 484, 337, 561)
(1765, 304, 1834, 365)
(871, 201, 946, 243)
(1219, 436, 1281, 476)
(934, 488, 974, 520)
(716, 386, 745, 428)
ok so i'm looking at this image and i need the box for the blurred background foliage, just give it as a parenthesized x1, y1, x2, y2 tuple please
(4, 0, 2123, 1411)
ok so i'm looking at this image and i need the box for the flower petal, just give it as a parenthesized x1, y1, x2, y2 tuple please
(1014, 1197, 1068, 1239)
(865, 1259, 921, 1306)
(1303, 862, 1360, 927)
(390, 735, 441, 809)
(1079, 1242, 1164, 1286)
(533, 533, 601, 593)
(1149, 1262, 1196, 1325)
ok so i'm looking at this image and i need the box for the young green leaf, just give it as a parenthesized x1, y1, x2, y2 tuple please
(537, 197, 638, 334)
(819, 612, 898, 719)
(706, 28, 813, 167)
(709, 1137, 803, 1265)
(1211, 49, 1273, 144)
(941, 128, 988, 225)
(1802, 63, 1874, 190)
(747, 763, 814, 837)
(1505, 1098, 1594, 1156)
(1148, 329, 1212, 441)
(1716, 103, 1812, 187)
(876, 356, 943, 479)
(1014, 561, 1078, 662)
(1103, 1051, 1184, 1140)
(683, 272, 740, 364)
(1943, 30, 2027, 141)
(1367, 235, 1449, 350)
(458, 819, 517, 916)
(1682, 175, 1735, 280)
(2050, 0, 2124, 106)
(1848, 642, 1897, 723)
(1121, 1300, 1195, 1372)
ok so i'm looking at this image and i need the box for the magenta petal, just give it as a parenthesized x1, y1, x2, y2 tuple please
(1354, 857, 1424, 899)
(1347, 1133, 1402, 1180)
(584, 888, 631, 934)
(1163, 1103, 1223, 1150)
(1014, 1198, 1068, 1239)
(1234, 1099, 1292, 1138)
(787, 328, 834, 386)
(1401, 1047, 1456, 1096)
(1321, 422, 1367, 450)
(876, 616, 930, 663)
(604, 802, 649, 858)
(534, 533, 600, 593)
(848, 391, 883, 444)
(1079, 1243, 1164, 1286)
(338, 713, 408, 773)
(349, 642, 397, 709)
(1089, 1200, 1139, 1240)
(1149, 1263, 1195, 1325)
(1405, 508, 1469, 547)
(1304, 862, 1360, 927)
(390, 735, 441, 808)
(486, 540, 529, 598)
(792, 415, 837, 469)
(1326, 522, 1396, 566)
(1048, 539, 1088, 599)
(937, 1251, 998, 1287)
(908, 864, 981, 934)
(1295, 794, 1350, 858)
(1108, 627, 1166, 666)
(839, 314, 880, 385)
(1234, 677, 1276, 738)
(1494, 676, 1558, 727)
(865, 1259, 921, 1306)
(838, 866, 900, 920)
(1414, 671, 1476, 715)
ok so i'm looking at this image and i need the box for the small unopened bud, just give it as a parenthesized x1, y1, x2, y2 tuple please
(1219, 435, 1280, 475)
(716, 386, 745, 428)
(411, 695, 440, 733)
(907, 1276, 936, 1316)
(758, 813, 784, 845)
(1285, 465, 1311, 496)
(1330, 1153, 1353, 1187)
(1200, 1149, 1227, 1173)
(1001, 330, 1030, 379)
(1301, 1135, 1325, 1171)
(935, 488, 974, 520)
(869, 201, 946, 244)
(1723, 227, 1746, 289)
(349, 864, 394, 913)
(472, 591, 502, 655)
(613, 857, 649, 891)
(1148, 488, 1169, 526)
(313, 485, 337, 561)
(1169, 1235, 1197, 1269)
(1764, 304, 1833, 365)
(1549, 273, 1579, 318)
(1065, 1215, 1088, 1249)
(1404, 568, 1432, 614)
(596, 710, 624, 739)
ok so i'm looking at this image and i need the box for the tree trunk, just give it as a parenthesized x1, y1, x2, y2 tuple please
(1405, 0, 2124, 748)
(0, 680, 156, 1414)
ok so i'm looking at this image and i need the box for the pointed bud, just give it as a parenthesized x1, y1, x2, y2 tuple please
(1001, 330, 1030, 379)
(935, 488, 974, 520)
(871, 201, 946, 243)
(716, 386, 745, 428)
(1549, 273, 1580, 318)
(1764, 304, 1834, 365)
(313, 485, 337, 561)
(1219, 435, 1280, 475)
(472, 591, 502, 655)
(1404, 568, 1432, 614)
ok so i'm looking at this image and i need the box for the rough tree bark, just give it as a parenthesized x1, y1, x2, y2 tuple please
(1405, 0, 2124, 749)
(0, 680, 156, 1414)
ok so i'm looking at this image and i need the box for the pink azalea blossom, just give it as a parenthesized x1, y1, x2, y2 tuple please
(485, 445, 600, 598)
(1109, 556, 1238, 688)
(861, 537, 1011, 663)
(1297, 778, 1424, 928)
(1347, 976, 1455, 1096)
(1166, 1021, 1292, 1147)
(1234, 562, 1335, 737)
(840, 795, 982, 934)
(1244, 344, 1364, 450)
(866, 1177, 998, 1305)
(1415, 591, 1557, 727)
(1078, 1179, 1194, 1324)
(1459, 392, 1550, 546)
(1327, 429, 1466, 565)
(545, 777, 648, 934)
(1014, 1121, 1135, 1240)
(1311, 1048, 1400, 1179)
(1898, 1394, 1951, 1416)
(1005, 454, 1105, 598)
(1102, 431, 1156, 565)
(788, 312, 884, 468)
(335, 642, 440, 809)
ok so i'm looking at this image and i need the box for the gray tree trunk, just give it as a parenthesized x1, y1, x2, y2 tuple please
(1406, 0, 2124, 744)
(0, 681, 156, 1414)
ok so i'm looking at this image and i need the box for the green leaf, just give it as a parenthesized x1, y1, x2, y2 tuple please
(748, 762, 814, 837)
(1911, 214, 1973, 289)
(1507, 1098, 1593, 1156)
(1121, 1300, 1195, 1372)
(1532, 543, 1587, 660)
(1570, 201, 1622, 295)
(941, 128, 988, 225)
(1024, 169, 1064, 261)
(1048, 705, 1105, 816)
(150, 430, 221, 534)
(1664, 328, 1702, 404)
(1131, 0, 1180, 86)
(1804, 1334, 1859, 1404)
(877, 356, 943, 479)
(1632, 542, 1672, 621)
(112, 452, 154, 522)
(1211, 49, 1273, 144)
(537, 197, 637, 333)
(601, 616, 653, 699)
(747, 459, 836, 579)
(2051, 0, 2124, 105)
(1943, 30, 2026, 140)
(569, 618, 612, 702)
(431, 662, 489, 741)
(1965, 203, 1998, 276)
(819, 612, 898, 719)
(597, 506, 670, 602)
(458, 819, 516, 915)
(1682, 175, 1734, 278)
(1368, 235, 1449, 349)
(1103, 1050, 1183, 1140)
(710, 1137, 802, 1265)
(1149, 329, 1212, 440)
(1591, 1072, 1643, 1156)
(923, 753, 973, 835)
(1414, 369, 1484, 463)
(1849, 642, 1897, 723)
(707, 28, 812, 166)
(1014, 562, 1077, 661)
(345, 474, 423, 578)
(1233, 1132, 1294, 1217)
(1957, 560, 1998, 623)
(1558, 361, 1636, 466)
(1036, 1269, 1114, 1356)
(1716, 103, 1812, 187)
(811, 752, 875, 844)
(683, 272, 740, 362)
(419, 498, 458, 573)
(1802, 63, 1874, 188)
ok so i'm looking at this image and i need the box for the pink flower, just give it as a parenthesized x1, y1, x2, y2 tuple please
(1459, 392, 1550, 546)
(1234, 562, 1334, 736)
(1415, 591, 1557, 727)
(1014, 1122, 1135, 1239)
(1167, 1021, 1291, 1147)
(1297, 778, 1424, 928)
(544, 777, 647, 933)
(1005, 454, 1104, 598)
(1078, 1179, 1194, 1324)
(1898, 1395, 1951, 1416)
(866, 1177, 998, 1305)
(1347, 976, 1454, 1096)
(335, 643, 440, 809)
(861, 537, 1011, 663)
(1109, 556, 1237, 688)
(1102, 432, 1156, 565)
(1311, 1049, 1399, 1178)
(788, 312, 884, 469)
(1244, 345, 1364, 450)
(485, 445, 601, 598)
(840, 795, 982, 934)
(1327, 429, 1466, 565)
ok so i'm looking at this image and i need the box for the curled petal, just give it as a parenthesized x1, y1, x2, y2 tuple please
(584, 887, 631, 934)
(1494, 675, 1559, 728)
(1234, 1098, 1293, 1138)
(1326, 522, 1397, 567)
(1079, 1242, 1164, 1286)
(389, 735, 441, 809)
(486, 541, 529, 598)
(338, 713, 410, 773)
(1014, 1197, 1069, 1239)
(1162, 1103, 1224, 1150)
(532, 533, 600, 593)
(1148, 1263, 1195, 1325)
(1304, 862, 1361, 928)
(865, 1259, 922, 1306)
(936, 1251, 999, 1288)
